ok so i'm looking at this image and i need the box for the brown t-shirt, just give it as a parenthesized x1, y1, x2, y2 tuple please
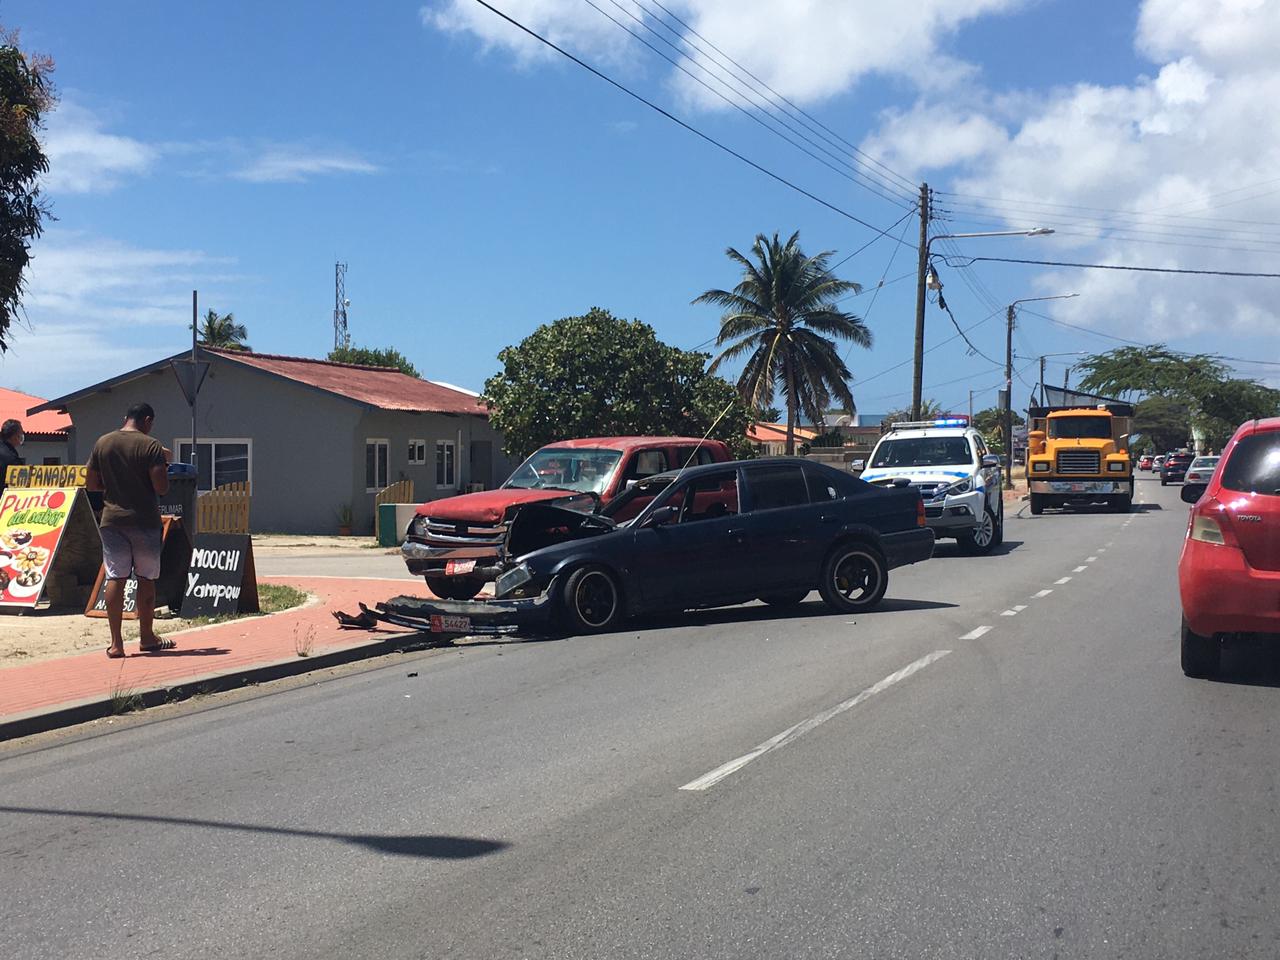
(89, 430, 166, 529)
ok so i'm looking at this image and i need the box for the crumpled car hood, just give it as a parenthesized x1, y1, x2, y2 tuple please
(416, 488, 590, 524)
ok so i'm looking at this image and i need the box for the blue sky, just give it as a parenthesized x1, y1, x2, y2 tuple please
(4, 0, 1279, 416)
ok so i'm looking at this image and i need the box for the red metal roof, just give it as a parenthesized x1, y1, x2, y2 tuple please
(1, 387, 71, 438)
(206, 349, 487, 416)
(545, 436, 725, 451)
(746, 421, 818, 443)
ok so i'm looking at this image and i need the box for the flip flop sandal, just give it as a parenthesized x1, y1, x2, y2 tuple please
(106, 648, 126, 659)
(138, 638, 177, 653)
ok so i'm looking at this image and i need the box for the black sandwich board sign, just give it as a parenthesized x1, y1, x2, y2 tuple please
(179, 534, 259, 618)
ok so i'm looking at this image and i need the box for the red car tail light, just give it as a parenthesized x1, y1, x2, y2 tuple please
(917, 498, 926, 527)
(1189, 514, 1227, 545)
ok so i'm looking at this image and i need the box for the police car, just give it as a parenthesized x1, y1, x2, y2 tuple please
(857, 418, 1004, 554)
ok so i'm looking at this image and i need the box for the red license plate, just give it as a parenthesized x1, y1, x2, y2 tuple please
(445, 559, 477, 576)
(429, 614, 472, 634)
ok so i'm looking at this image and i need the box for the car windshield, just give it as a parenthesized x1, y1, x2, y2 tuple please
(1189, 457, 1218, 471)
(504, 447, 622, 494)
(1220, 434, 1280, 496)
(871, 436, 971, 468)
(1048, 416, 1112, 439)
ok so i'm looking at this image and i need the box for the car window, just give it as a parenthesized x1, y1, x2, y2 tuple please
(666, 471, 740, 523)
(672, 445, 720, 469)
(872, 436, 971, 467)
(1220, 433, 1280, 496)
(622, 449, 668, 482)
(973, 435, 987, 460)
(804, 467, 866, 501)
(746, 463, 809, 511)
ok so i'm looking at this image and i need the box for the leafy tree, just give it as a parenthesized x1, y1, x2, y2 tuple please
(1076, 345, 1227, 400)
(0, 29, 55, 351)
(1195, 378, 1280, 449)
(759, 406, 782, 424)
(883, 399, 942, 425)
(329, 344, 420, 377)
(1133, 396, 1193, 453)
(482, 307, 754, 460)
(196, 309, 250, 350)
(695, 231, 870, 455)
(972, 406, 1025, 454)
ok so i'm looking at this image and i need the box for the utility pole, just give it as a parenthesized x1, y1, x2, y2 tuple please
(969, 390, 974, 420)
(1004, 304, 1015, 489)
(333, 262, 349, 350)
(911, 182, 930, 422)
(1039, 356, 1047, 407)
(191, 290, 198, 476)
(1064, 366, 1071, 389)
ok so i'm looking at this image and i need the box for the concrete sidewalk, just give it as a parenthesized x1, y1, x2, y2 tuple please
(0, 576, 424, 740)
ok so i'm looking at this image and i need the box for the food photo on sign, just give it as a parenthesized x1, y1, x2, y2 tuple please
(0, 487, 77, 606)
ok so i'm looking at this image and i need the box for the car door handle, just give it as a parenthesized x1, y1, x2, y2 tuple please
(727, 526, 745, 537)
(819, 514, 839, 524)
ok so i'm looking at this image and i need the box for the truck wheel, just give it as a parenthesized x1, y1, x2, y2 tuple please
(1029, 493, 1045, 516)
(819, 543, 888, 613)
(1112, 494, 1132, 513)
(1181, 617, 1220, 678)
(759, 590, 809, 607)
(561, 565, 623, 634)
(993, 499, 1005, 546)
(959, 505, 999, 555)
(425, 575, 484, 602)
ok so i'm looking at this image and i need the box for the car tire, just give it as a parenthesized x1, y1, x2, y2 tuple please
(818, 542, 888, 614)
(1161, 477, 1168, 486)
(1112, 494, 1132, 513)
(1029, 492, 1044, 516)
(759, 590, 809, 607)
(992, 498, 1005, 547)
(1181, 616, 1220, 678)
(960, 504, 1000, 555)
(425, 575, 484, 602)
(561, 565, 624, 634)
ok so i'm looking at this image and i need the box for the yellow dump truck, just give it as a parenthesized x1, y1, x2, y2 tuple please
(1026, 403, 1134, 514)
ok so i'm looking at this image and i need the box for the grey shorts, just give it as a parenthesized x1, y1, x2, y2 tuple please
(100, 526, 163, 581)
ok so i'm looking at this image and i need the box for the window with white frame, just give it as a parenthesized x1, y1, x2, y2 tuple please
(365, 439, 389, 492)
(176, 438, 252, 492)
(408, 439, 427, 465)
(436, 440, 456, 488)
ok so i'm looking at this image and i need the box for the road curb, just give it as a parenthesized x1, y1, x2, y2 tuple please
(0, 634, 421, 742)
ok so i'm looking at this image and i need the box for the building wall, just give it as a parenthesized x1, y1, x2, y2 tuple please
(65, 360, 360, 534)
(19, 437, 71, 465)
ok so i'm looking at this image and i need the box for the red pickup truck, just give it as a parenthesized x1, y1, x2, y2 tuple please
(401, 436, 732, 599)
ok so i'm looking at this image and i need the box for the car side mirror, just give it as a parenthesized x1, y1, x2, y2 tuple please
(1181, 483, 1207, 504)
(642, 505, 679, 528)
(981, 454, 1001, 468)
(625, 479, 638, 490)
(891, 478, 911, 488)
(850, 459, 865, 471)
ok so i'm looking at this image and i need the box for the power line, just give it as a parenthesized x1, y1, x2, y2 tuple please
(468, 0, 915, 247)
(952, 255, 1280, 279)
(840, 210, 917, 364)
(831, 207, 916, 270)
(852, 305, 1005, 389)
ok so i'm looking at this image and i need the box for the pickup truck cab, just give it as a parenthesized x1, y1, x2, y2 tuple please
(402, 436, 731, 599)
(858, 417, 1004, 554)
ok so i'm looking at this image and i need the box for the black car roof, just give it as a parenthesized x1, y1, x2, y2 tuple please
(645, 456, 844, 483)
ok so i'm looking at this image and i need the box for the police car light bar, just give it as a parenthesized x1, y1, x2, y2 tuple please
(885, 416, 970, 432)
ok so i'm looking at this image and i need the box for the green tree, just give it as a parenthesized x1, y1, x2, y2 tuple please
(1076, 345, 1228, 400)
(1132, 395, 1193, 452)
(0, 29, 55, 351)
(972, 406, 1025, 454)
(759, 406, 782, 424)
(197, 309, 250, 350)
(328, 344, 420, 377)
(482, 307, 753, 460)
(883, 399, 942, 425)
(695, 231, 870, 455)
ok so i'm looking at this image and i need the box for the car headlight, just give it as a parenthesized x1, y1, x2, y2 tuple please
(412, 515, 429, 537)
(1032, 462, 1050, 473)
(495, 563, 533, 599)
(940, 477, 972, 496)
(1107, 461, 1126, 472)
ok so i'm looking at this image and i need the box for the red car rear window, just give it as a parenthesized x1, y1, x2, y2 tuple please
(1220, 433, 1280, 496)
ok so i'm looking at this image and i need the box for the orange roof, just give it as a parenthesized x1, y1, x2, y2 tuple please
(747, 421, 819, 443)
(1, 387, 70, 438)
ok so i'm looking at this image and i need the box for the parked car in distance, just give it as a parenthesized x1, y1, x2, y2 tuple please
(1183, 455, 1220, 485)
(402, 436, 732, 599)
(1138, 454, 1154, 471)
(1161, 451, 1195, 485)
(412, 458, 936, 636)
(1178, 418, 1280, 677)
(1153, 454, 1166, 471)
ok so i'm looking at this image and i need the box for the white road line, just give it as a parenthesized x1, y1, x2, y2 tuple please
(1033, 589, 1053, 598)
(1073, 565, 1088, 572)
(678, 650, 952, 792)
(1000, 609, 1018, 616)
(1087, 556, 1098, 562)
(1013, 604, 1027, 612)
(1055, 576, 1073, 584)
(960, 625, 993, 640)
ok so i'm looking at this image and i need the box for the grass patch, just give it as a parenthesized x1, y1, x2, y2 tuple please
(181, 583, 310, 627)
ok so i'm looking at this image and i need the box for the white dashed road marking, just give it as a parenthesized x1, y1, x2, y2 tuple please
(1033, 589, 1053, 599)
(1087, 556, 1098, 562)
(679, 650, 952, 792)
(1055, 576, 1073, 584)
(1073, 565, 1088, 573)
(960, 626, 993, 640)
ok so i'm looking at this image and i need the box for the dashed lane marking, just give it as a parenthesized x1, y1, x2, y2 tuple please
(1087, 556, 1099, 562)
(959, 625, 993, 640)
(1033, 589, 1053, 598)
(678, 650, 952, 792)
(1073, 565, 1088, 573)
(1055, 576, 1073, 584)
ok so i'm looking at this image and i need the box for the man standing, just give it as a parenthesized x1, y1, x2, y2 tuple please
(0, 419, 25, 496)
(86, 403, 176, 658)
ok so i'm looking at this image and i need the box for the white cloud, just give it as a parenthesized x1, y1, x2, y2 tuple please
(857, 0, 1280, 349)
(423, 0, 1027, 105)
(233, 148, 381, 183)
(40, 101, 157, 194)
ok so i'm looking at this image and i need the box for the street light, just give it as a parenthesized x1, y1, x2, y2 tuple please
(1003, 294, 1078, 488)
(911, 227, 1055, 420)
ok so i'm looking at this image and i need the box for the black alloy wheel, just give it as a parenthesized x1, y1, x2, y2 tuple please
(562, 565, 623, 634)
(818, 543, 888, 614)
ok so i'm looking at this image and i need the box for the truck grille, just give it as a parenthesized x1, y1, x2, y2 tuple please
(419, 518, 508, 546)
(1056, 450, 1101, 474)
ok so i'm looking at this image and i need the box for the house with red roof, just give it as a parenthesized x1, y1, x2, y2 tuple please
(0, 386, 72, 465)
(28, 348, 509, 533)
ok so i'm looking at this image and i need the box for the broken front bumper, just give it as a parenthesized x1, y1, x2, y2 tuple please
(346, 577, 560, 636)
(401, 539, 506, 579)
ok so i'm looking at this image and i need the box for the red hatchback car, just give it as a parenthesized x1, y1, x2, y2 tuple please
(1178, 418, 1280, 676)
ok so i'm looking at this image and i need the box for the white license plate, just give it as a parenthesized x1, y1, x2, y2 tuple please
(430, 614, 472, 633)
(1071, 483, 1085, 492)
(445, 559, 477, 576)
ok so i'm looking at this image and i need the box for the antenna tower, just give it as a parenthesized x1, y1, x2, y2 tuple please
(333, 261, 350, 350)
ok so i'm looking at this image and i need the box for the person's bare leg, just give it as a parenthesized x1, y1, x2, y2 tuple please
(105, 578, 126, 656)
(135, 577, 160, 648)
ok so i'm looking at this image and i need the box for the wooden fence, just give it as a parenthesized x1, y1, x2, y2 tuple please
(197, 481, 252, 535)
(374, 479, 415, 542)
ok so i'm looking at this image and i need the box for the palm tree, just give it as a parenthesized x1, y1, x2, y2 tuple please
(695, 231, 871, 455)
(196, 309, 250, 350)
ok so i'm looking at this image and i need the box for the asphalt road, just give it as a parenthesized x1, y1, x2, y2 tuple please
(4, 475, 1279, 959)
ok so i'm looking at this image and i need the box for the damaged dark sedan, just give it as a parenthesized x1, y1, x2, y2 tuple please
(370, 458, 934, 636)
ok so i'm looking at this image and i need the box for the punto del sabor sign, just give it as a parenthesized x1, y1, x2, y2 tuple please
(0, 485, 102, 608)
